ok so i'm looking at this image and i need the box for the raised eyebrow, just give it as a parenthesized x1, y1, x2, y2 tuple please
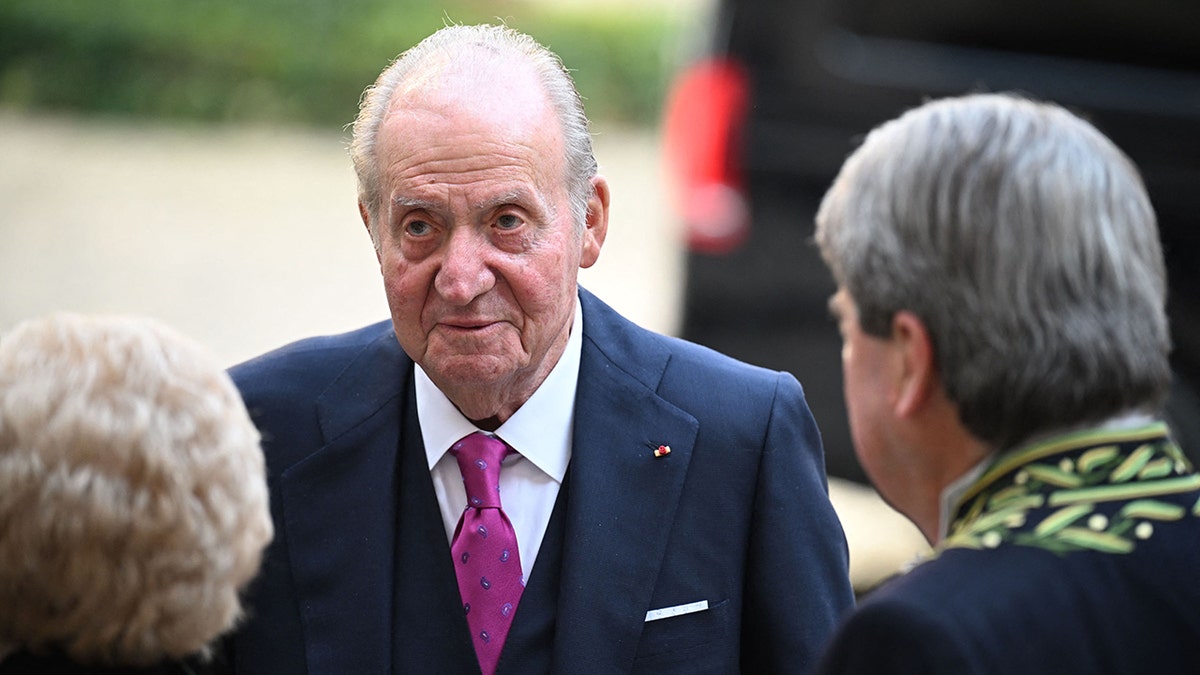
(391, 195, 439, 211)
(472, 190, 530, 213)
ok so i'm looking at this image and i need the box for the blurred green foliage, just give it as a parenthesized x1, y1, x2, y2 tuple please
(0, 0, 684, 128)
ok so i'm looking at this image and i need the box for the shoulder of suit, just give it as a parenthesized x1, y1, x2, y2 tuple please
(229, 319, 401, 395)
(579, 288, 782, 384)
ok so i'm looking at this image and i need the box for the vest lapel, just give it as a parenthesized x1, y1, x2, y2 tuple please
(495, 468, 571, 675)
(391, 382, 480, 674)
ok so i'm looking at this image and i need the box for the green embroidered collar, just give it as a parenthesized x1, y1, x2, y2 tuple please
(942, 422, 1200, 554)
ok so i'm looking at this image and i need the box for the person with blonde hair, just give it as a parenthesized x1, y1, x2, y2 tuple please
(814, 93, 1200, 673)
(0, 314, 273, 674)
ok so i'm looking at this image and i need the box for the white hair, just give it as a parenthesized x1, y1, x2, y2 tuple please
(0, 314, 272, 666)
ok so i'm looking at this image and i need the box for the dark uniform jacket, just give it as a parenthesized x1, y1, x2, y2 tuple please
(819, 422, 1200, 674)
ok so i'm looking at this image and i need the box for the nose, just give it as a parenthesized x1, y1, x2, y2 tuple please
(434, 227, 496, 305)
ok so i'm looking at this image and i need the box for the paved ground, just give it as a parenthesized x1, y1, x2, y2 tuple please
(0, 110, 927, 589)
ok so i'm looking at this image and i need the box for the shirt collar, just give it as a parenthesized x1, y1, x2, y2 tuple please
(937, 453, 991, 542)
(417, 299, 581, 483)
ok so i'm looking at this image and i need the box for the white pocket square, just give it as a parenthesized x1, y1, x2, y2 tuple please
(644, 600, 709, 622)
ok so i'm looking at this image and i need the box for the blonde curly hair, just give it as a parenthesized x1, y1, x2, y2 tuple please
(0, 314, 272, 667)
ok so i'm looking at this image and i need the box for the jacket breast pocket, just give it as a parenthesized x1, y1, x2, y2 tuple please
(631, 598, 734, 672)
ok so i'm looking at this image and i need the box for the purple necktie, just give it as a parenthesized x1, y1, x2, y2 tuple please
(450, 432, 524, 675)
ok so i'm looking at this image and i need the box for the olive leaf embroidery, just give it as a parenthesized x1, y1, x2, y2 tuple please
(943, 436, 1199, 555)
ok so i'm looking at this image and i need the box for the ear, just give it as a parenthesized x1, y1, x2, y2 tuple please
(359, 200, 381, 263)
(890, 310, 938, 417)
(579, 176, 610, 269)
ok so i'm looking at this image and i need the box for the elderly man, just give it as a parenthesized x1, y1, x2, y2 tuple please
(813, 93, 1200, 673)
(225, 24, 852, 675)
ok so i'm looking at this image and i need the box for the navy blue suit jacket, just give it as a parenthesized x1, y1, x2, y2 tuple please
(817, 423, 1200, 674)
(225, 289, 853, 674)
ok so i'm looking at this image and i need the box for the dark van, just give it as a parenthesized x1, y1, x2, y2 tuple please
(663, 0, 1200, 482)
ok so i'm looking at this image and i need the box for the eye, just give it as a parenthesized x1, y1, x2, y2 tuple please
(404, 219, 434, 237)
(496, 214, 523, 231)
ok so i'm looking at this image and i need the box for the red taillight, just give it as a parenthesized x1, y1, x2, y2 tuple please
(662, 57, 751, 255)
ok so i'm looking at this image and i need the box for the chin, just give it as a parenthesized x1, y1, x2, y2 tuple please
(428, 354, 524, 386)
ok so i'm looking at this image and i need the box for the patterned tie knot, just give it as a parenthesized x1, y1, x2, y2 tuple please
(451, 432, 508, 510)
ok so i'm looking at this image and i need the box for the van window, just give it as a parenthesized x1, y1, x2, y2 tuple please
(837, 0, 1200, 71)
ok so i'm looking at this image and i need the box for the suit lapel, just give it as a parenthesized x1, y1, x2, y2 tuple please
(275, 331, 409, 674)
(552, 291, 700, 673)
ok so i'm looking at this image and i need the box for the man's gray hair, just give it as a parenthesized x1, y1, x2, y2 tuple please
(349, 23, 598, 250)
(815, 93, 1171, 449)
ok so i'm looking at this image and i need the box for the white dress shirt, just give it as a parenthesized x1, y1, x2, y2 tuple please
(418, 301, 581, 582)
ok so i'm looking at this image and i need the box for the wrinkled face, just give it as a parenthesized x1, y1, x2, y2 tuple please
(369, 67, 603, 420)
(830, 289, 899, 497)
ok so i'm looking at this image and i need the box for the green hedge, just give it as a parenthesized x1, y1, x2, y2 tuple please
(0, 0, 683, 128)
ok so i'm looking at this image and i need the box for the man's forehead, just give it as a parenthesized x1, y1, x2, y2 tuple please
(380, 79, 558, 163)
(389, 53, 548, 117)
